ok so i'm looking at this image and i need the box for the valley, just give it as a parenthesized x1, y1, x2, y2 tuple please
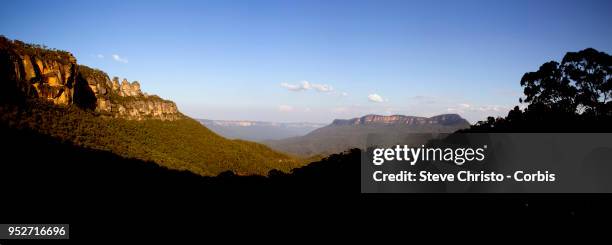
(198, 119, 326, 141)
(264, 114, 471, 157)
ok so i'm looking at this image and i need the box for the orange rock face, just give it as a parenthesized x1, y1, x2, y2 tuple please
(1, 37, 180, 121)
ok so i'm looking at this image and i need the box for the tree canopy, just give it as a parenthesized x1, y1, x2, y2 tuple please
(470, 48, 612, 132)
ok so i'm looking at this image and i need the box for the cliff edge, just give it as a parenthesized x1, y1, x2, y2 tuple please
(0, 36, 180, 120)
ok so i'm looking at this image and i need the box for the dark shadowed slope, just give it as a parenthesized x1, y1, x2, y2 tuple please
(0, 122, 362, 232)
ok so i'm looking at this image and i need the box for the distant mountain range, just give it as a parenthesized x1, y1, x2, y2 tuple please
(264, 114, 470, 156)
(198, 119, 326, 142)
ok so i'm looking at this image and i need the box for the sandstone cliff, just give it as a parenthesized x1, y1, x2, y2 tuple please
(0, 36, 180, 121)
(78, 65, 180, 120)
(0, 39, 76, 106)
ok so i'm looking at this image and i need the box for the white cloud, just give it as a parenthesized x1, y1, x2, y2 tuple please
(447, 103, 509, 114)
(278, 105, 294, 112)
(368, 93, 385, 103)
(280, 80, 334, 93)
(311, 83, 333, 92)
(96, 54, 104, 59)
(443, 103, 513, 123)
(112, 54, 128, 63)
(406, 95, 440, 105)
(280, 81, 309, 91)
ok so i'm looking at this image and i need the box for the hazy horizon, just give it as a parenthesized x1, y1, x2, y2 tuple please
(2, 0, 612, 123)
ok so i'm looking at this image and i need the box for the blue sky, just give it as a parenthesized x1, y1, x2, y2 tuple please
(2, 0, 611, 123)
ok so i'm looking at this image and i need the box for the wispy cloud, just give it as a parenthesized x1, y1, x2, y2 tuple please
(368, 93, 385, 103)
(446, 103, 508, 113)
(310, 83, 333, 92)
(278, 105, 294, 112)
(324, 98, 514, 124)
(96, 54, 104, 59)
(280, 80, 334, 93)
(112, 54, 128, 63)
(280, 81, 310, 91)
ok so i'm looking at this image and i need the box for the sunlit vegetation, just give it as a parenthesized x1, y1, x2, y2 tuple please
(78, 65, 109, 83)
(0, 100, 306, 176)
(0, 35, 73, 64)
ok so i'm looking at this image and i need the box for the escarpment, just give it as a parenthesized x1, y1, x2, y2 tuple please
(78, 65, 180, 120)
(0, 38, 76, 106)
(0, 36, 180, 120)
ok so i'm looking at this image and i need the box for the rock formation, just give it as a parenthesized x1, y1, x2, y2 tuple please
(1, 36, 180, 121)
(76, 65, 180, 120)
(0, 41, 77, 106)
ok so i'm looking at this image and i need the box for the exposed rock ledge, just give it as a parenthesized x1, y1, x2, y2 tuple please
(78, 65, 181, 120)
(1, 36, 181, 121)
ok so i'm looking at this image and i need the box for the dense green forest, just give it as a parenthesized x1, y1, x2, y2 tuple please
(0, 100, 306, 176)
